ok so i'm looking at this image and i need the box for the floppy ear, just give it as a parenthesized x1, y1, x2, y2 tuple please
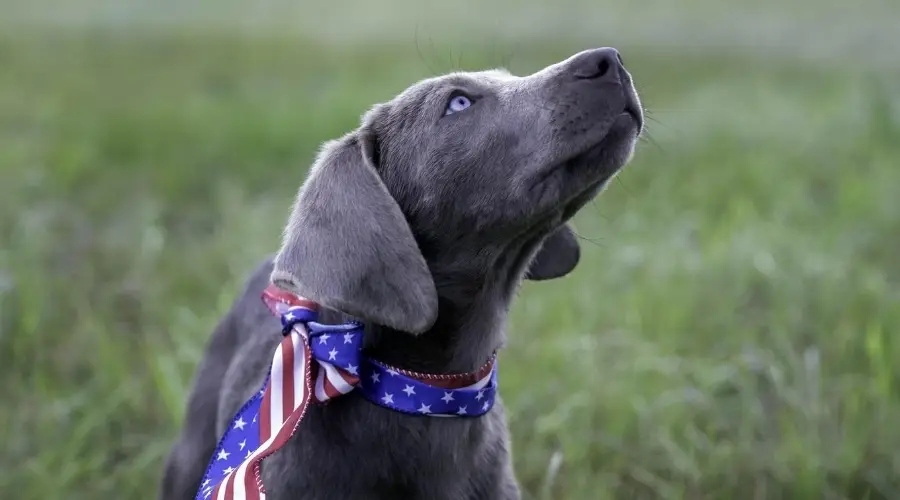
(525, 224, 581, 281)
(270, 127, 439, 334)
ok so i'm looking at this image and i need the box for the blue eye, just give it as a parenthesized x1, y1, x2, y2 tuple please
(445, 95, 472, 115)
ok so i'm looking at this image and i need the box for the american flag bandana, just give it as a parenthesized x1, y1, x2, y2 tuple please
(195, 284, 499, 500)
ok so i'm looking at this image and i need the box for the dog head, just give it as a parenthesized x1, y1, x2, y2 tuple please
(272, 48, 643, 334)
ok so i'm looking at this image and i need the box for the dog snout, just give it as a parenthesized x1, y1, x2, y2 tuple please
(568, 47, 643, 133)
(570, 47, 623, 83)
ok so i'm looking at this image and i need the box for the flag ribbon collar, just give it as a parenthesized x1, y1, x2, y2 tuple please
(195, 284, 499, 500)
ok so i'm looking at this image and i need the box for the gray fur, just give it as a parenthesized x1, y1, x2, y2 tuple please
(161, 47, 642, 500)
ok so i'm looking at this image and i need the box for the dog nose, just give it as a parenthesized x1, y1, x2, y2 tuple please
(570, 47, 624, 83)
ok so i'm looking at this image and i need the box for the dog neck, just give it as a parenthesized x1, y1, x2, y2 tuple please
(361, 236, 543, 375)
(353, 272, 508, 375)
(355, 231, 548, 375)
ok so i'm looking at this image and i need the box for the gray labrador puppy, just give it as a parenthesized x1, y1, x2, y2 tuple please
(161, 47, 643, 500)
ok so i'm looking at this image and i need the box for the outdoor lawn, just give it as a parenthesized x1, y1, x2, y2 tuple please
(1, 1, 898, 499)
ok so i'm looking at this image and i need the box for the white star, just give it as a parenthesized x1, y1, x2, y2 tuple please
(233, 417, 246, 430)
(245, 450, 252, 459)
(346, 364, 358, 375)
(441, 391, 455, 403)
(475, 390, 485, 401)
(370, 372, 380, 384)
(343, 332, 355, 344)
(402, 384, 416, 397)
(318, 334, 331, 344)
(386, 368, 399, 377)
(216, 450, 230, 461)
(381, 392, 394, 405)
(238, 439, 247, 451)
(328, 348, 338, 360)
(202, 479, 211, 487)
(204, 489, 212, 499)
(457, 405, 467, 415)
(252, 414, 257, 423)
(284, 311, 295, 321)
(483, 401, 490, 411)
(222, 466, 235, 475)
(418, 403, 432, 414)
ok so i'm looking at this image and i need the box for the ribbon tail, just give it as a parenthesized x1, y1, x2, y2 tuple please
(203, 330, 316, 500)
(249, 336, 315, 497)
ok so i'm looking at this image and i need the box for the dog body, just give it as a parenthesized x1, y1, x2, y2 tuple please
(161, 48, 642, 500)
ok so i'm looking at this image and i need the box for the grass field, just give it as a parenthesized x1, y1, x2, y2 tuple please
(1, 2, 899, 499)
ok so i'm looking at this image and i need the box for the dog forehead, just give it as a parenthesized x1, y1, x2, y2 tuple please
(388, 69, 518, 109)
(417, 68, 516, 92)
(363, 69, 526, 138)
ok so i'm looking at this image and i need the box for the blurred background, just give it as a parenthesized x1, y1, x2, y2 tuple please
(1, 1, 899, 499)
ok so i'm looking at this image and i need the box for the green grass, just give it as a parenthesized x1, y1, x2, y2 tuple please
(1, 21, 899, 500)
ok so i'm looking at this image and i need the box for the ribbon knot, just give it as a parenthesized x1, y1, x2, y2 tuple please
(278, 306, 316, 334)
(196, 285, 499, 500)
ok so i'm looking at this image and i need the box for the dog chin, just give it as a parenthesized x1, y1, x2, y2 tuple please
(553, 126, 637, 217)
(596, 116, 640, 170)
(581, 128, 638, 176)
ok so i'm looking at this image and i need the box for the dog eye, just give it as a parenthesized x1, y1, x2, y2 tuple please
(444, 95, 472, 116)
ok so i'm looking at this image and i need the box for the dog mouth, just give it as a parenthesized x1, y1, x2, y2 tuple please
(544, 123, 636, 182)
(527, 117, 640, 220)
(622, 103, 644, 133)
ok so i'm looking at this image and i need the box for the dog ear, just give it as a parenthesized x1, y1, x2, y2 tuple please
(271, 126, 438, 334)
(525, 224, 581, 281)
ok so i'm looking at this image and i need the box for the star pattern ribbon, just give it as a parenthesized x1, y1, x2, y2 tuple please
(195, 285, 498, 500)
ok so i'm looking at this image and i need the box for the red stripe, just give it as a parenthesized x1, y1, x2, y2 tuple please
(222, 469, 235, 499)
(332, 370, 359, 395)
(322, 374, 340, 400)
(249, 347, 315, 495)
(247, 409, 304, 495)
(308, 363, 321, 401)
(281, 336, 295, 421)
(261, 285, 320, 313)
(244, 463, 261, 500)
(292, 299, 318, 310)
(259, 384, 272, 442)
(421, 378, 472, 389)
(211, 482, 221, 499)
(392, 357, 495, 389)
(322, 368, 359, 400)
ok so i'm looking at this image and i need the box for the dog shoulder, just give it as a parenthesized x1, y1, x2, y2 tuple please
(230, 255, 276, 326)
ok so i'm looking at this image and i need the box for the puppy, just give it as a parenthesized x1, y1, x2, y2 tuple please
(161, 47, 643, 500)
